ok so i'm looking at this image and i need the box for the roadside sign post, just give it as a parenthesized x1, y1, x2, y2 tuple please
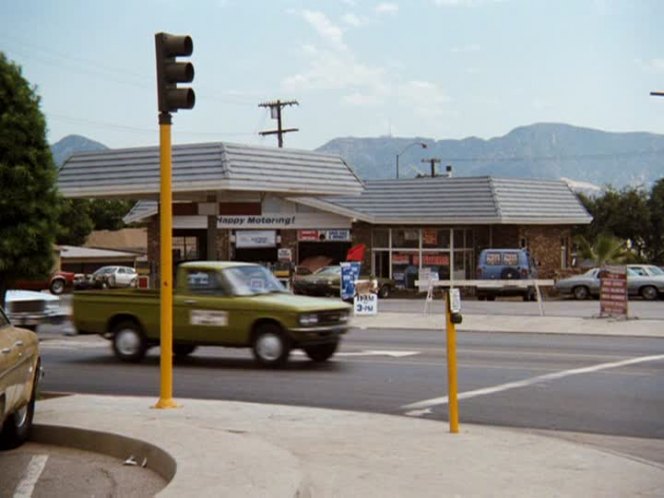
(445, 288, 461, 433)
(599, 265, 628, 319)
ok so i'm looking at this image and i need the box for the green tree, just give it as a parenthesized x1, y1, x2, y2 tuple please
(0, 53, 59, 306)
(647, 178, 664, 264)
(575, 233, 626, 267)
(56, 198, 94, 246)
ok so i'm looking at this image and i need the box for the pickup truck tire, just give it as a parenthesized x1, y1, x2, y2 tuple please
(252, 324, 291, 368)
(1, 359, 39, 449)
(112, 321, 147, 362)
(173, 344, 197, 357)
(304, 341, 338, 362)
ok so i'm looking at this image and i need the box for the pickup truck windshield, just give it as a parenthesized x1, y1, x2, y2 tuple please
(224, 266, 287, 296)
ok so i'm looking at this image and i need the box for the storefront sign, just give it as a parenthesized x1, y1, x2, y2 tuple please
(600, 265, 628, 317)
(235, 230, 277, 248)
(278, 248, 292, 262)
(297, 229, 351, 242)
(219, 215, 296, 227)
(423, 229, 438, 246)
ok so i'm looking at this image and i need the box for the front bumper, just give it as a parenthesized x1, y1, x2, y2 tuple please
(10, 311, 67, 328)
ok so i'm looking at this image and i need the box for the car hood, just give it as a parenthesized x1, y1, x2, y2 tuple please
(247, 292, 351, 312)
(6, 289, 60, 302)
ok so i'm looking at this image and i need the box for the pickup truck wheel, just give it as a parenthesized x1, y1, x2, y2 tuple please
(252, 324, 290, 368)
(304, 341, 338, 362)
(173, 344, 197, 357)
(112, 321, 147, 363)
(49, 278, 65, 295)
(1, 359, 39, 449)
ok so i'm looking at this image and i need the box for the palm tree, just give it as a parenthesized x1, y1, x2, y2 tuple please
(574, 233, 626, 267)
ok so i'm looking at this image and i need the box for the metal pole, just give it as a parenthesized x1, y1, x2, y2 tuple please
(445, 291, 459, 433)
(155, 111, 178, 409)
(396, 154, 400, 179)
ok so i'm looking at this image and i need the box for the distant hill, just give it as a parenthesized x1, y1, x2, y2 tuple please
(316, 123, 664, 189)
(51, 134, 108, 167)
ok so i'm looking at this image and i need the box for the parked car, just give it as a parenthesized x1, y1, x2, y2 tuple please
(475, 248, 538, 301)
(554, 265, 664, 300)
(0, 305, 41, 449)
(292, 265, 394, 298)
(72, 261, 352, 367)
(11, 270, 76, 295)
(4, 290, 67, 331)
(91, 266, 138, 289)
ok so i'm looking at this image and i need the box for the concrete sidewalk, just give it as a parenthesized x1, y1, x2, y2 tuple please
(32, 307, 664, 496)
(34, 395, 664, 497)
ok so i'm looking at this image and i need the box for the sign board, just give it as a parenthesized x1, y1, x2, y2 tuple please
(340, 262, 361, 301)
(599, 265, 628, 318)
(354, 293, 378, 315)
(235, 230, 276, 248)
(449, 288, 461, 313)
(277, 248, 292, 262)
(297, 229, 351, 242)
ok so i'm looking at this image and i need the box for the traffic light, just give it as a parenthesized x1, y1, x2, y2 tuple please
(155, 32, 195, 113)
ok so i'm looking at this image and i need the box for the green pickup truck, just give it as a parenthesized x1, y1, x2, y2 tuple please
(73, 261, 352, 367)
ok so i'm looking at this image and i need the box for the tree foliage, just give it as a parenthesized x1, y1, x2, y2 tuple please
(0, 53, 59, 305)
(577, 181, 664, 264)
(55, 198, 134, 246)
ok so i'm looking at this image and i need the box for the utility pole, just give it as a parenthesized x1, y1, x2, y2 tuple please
(421, 157, 441, 177)
(258, 99, 299, 147)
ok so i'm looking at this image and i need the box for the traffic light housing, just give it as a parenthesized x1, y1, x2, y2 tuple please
(155, 32, 195, 113)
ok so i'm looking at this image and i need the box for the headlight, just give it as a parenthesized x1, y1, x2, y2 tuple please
(298, 313, 319, 326)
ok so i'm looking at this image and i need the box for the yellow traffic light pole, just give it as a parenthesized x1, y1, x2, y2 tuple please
(154, 113, 178, 409)
(445, 291, 459, 433)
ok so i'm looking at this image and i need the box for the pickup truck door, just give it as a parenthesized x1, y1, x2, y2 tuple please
(173, 269, 246, 345)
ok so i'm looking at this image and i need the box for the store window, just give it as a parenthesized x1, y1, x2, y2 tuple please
(391, 251, 419, 289)
(392, 229, 419, 249)
(372, 229, 389, 249)
(422, 229, 450, 249)
(173, 236, 199, 262)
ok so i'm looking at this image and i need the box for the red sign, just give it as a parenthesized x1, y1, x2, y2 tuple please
(298, 230, 319, 241)
(600, 266, 628, 317)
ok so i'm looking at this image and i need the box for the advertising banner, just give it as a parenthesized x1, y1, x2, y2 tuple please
(340, 262, 361, 301)
(599, 265, 628, 318)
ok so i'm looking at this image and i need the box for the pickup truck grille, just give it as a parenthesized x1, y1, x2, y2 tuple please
(317, 310, 349, 325)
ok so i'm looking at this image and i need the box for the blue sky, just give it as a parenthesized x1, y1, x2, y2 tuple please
(2, 0, 663, 150)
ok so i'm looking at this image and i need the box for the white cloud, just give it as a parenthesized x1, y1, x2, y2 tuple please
(450, 44, 481, 53)
(375, 3, 399, 14)
(342, 92, 383, 106)
(433, 0, 501, 6)
(398, 80, 449, 117)
(342, 13, 364, 27)
(301, 10, 347, 50)
(635, 58, 664, 73)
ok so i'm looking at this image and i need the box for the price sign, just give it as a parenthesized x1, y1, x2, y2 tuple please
(354, 293, 378, 315)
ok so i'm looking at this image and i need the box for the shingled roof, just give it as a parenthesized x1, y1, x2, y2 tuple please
(57, 142, 365, 200)
(292, 176, 592, 225)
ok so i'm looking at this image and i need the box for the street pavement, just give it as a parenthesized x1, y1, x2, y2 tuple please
(31, 297, 664, 497)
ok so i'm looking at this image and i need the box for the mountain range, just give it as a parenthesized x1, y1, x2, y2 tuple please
(51, 123, 664, 190)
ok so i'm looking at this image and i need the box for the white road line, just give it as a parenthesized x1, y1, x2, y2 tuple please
(13, 455, 48, 498)
(401, 353, 664, 412)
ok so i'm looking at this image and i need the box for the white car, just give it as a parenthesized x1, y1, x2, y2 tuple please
(4, 290, 66, 331)
(92, 266, 138, 288)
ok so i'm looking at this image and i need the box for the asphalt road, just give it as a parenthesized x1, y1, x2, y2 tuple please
(37, 327, 664, 464)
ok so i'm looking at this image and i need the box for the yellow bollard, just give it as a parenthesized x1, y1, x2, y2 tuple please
(445, 290, 459, 433)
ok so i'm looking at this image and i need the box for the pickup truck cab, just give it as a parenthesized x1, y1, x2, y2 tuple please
(73, 261, 352, 367)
